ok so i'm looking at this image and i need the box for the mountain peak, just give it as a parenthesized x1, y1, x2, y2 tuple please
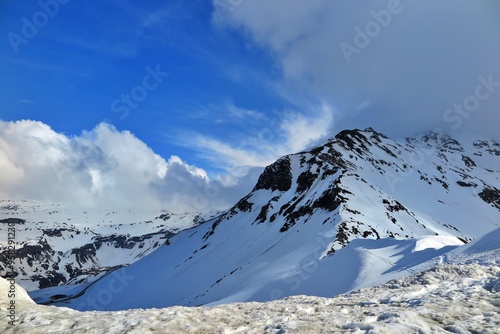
(253, 156, 293, 192)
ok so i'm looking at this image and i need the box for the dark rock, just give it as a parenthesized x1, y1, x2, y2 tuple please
(235, 196, 253, 212)
(157, 213, 172, 221)
(478, 188, 500, 209)
(441, 136, 464, 152)
(456, 181, 476, 188)
(71, 244, 97, 267)
(296, 170, 317, 193)
(382, 199, 406, 212)
(33, 271, 67, 289)
(0, 218, 26, 225)
(256, 203, 272, 224)
(313, 187, 343, 212)
(253, 157, 292, 192)
(335, 129, 371, 155)
(461, 155, 476, 168)
(279, 205, 314, 232)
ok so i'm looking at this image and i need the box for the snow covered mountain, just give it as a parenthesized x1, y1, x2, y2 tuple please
(0, 200, 208, 290)
(46, 128, 499, 310)
(2, 227, 499, 333)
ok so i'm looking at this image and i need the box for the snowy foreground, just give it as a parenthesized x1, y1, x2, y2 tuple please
(2, 229, 499, 333)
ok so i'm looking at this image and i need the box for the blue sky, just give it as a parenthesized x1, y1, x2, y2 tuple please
(1, 0, 291, 171)
(1, 0, 499, 211)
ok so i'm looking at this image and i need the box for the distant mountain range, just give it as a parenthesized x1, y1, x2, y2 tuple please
(0, 201, 209, 290)
(1, 128, 499, 310)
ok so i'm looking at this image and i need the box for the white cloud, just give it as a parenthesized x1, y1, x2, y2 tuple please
(227, 104, 264, 120)
(0, 120, 256, 213)
(279, 104, 334, 153)
(213, 0, 500, 140)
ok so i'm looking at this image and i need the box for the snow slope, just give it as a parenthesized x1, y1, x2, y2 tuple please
(1, 228, 498, 333)
(53, 128, 500, 310)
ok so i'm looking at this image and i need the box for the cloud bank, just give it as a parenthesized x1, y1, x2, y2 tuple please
(214, 0, 500, 140)
(0, 120, 259, 213)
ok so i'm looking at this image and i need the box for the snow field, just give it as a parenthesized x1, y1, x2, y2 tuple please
(1, 261, 498, 333)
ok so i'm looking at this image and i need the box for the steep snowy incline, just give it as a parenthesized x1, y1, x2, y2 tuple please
(2, 228, 499, 333)
(326, 129, 499, 241)
(53, 128, 499, 310)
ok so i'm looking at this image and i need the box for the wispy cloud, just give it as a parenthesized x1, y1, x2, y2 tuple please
(178, 103, 335, 169)
(227, 104, 264, 120)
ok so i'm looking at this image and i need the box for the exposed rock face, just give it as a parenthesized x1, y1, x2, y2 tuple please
(0, 218, 26, 225)
(479, 187, 500, 209)
(254, 157, 293, 192)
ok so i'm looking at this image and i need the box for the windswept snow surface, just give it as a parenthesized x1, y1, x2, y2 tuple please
(1, 229, 499, 333)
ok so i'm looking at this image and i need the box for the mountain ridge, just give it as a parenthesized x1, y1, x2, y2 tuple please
(40, 127, 499, 310)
